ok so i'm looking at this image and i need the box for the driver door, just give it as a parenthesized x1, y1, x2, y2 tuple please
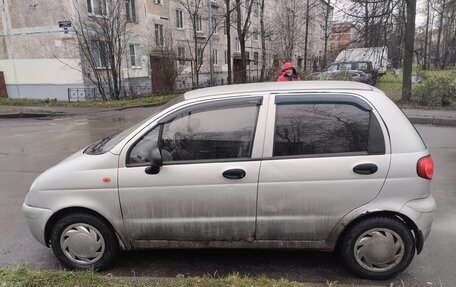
(117, 96, 265, 242)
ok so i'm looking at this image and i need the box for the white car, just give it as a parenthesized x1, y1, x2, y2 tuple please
(23, 81, 435, 279)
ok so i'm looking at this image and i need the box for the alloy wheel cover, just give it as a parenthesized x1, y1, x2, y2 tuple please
(354, 228, 405, 272)
(60, 223, 105, 265)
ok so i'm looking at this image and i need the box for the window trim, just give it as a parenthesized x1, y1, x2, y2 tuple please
(91, 40, 111, 69)
(155, 23, 164, 47)
(275, 94, 372, 111)
(196, 15, 203, 32)
(87, 0, 107, 16)
(125, 0, 137, 22)
(176, 9, 184, 29)
(128, 43, 141, 68)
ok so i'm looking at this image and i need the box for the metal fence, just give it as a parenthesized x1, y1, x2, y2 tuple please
(67, 85, 153, 102)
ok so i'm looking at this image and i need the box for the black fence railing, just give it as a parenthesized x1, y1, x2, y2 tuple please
(68, 78, 264, 102)
(67, 85, 153, 102)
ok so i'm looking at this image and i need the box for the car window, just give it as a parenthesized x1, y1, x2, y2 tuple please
(128, 126, 160, 164)
(127, 98, 261, 165)
(340, 63, 351, 70)
(160, 104, 259, 161)
(274, 100, 385, 157)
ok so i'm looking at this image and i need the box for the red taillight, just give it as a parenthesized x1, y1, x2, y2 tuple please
(417, 155, 434, 180)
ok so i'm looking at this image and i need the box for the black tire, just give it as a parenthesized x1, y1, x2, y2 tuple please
(339, 216, 415, 280)
(50, 212, 118, 270)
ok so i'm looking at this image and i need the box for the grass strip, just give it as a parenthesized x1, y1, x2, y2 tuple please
(0, 267, 387, 287)
(0, 94, 180, 109)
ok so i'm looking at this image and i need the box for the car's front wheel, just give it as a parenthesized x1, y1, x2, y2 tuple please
(50, 212, 118, 270)
(339, 216, 415, 280)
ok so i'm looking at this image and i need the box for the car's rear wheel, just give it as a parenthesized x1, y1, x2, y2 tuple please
(50, 212, 118, 270)
(339, 216, 415, 280)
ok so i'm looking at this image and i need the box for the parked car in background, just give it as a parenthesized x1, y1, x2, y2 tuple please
(317, 70, 371, 84)
(23, 81, 435, 280)
(326, 62, 376, 84)
(335, 47, 389, 75)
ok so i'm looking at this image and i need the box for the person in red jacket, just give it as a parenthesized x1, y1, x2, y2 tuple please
(277, 62, 300, 81)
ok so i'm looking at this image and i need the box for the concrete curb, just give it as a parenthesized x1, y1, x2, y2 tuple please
(407, 116, 456, 126)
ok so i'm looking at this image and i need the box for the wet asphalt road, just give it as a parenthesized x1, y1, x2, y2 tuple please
(0, 107, 455, 286)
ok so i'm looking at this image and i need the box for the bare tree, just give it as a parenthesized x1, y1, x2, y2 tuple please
(259, 0, 272, 81)
(235, 0, 255, 83)
(149, 30, 186, 94)
(322, 0, 333, 69)
(177, 0, 222, 87)
(270, 0, 306, 62)
(69, 0, 131, 100)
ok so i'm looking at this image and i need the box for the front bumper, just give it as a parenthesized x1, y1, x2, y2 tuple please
(22, 203, 54, 247)
(400, 195, 436, 242)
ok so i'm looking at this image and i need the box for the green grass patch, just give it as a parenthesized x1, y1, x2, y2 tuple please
(0, 267, 384, 287)
(377, 69, 456, 109)
(0, 94, 180, 109)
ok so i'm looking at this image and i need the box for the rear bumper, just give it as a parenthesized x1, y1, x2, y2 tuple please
(22, 203, 54, 247)
(400, 195, 436, 242)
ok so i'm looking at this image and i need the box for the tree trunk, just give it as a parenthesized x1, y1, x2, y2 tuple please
(322, 0, 331, 69)
(226, 0, 232, 84)
(434, 0, 445, 68)
(303, 0, 310, 71)
(401, 0, 416, 102)
(423, 0, 430, 69)
(260, 0, 266, 81)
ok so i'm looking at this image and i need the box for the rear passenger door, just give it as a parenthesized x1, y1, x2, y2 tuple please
(256, 93, 391, 241)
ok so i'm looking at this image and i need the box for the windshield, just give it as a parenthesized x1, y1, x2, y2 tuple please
(84, 95, 185, 155)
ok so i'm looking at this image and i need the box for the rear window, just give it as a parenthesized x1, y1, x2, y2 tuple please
(274, 98, 385, 157)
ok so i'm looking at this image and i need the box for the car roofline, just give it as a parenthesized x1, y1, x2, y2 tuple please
(183, 81, 373, 100)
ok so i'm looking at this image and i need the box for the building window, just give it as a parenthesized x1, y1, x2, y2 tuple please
(155, 24, 164, 47)
(253, 52, 258, 65)
(197, 47, 204, 65)
(176, 9, 184, 29)
(91, 40, 110, 69)
(213, 49, 218, 65)
(178, 47, 185, 66)
(129, 44, 141, 67)
(236, 38, 240, 51)
(211, 17, 217, 34)
(87, 0, 107, 16)
(253, 2, 259, 16)
(253, 28, 258, 40)
(224, 50, 227, 65)
(125, 0, 137, 22)
(154, 0, 162, 4)
(195, 15, 203, 32)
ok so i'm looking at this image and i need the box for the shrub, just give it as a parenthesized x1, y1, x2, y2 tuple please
(412, 71, 456, 107)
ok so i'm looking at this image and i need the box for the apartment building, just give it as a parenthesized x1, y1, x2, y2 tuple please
(0, 0, 331, 100)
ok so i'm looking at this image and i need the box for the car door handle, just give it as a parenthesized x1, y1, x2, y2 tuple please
(222, 169, 246, 180)
(353, 163, 378, 175)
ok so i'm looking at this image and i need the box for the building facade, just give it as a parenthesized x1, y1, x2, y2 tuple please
(0, 0, 332, 100)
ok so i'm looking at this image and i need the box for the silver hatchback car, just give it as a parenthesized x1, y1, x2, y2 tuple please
(23, 81, 435, 279)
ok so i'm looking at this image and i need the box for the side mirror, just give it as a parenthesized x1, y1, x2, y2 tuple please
(145, 147, 163, 175)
